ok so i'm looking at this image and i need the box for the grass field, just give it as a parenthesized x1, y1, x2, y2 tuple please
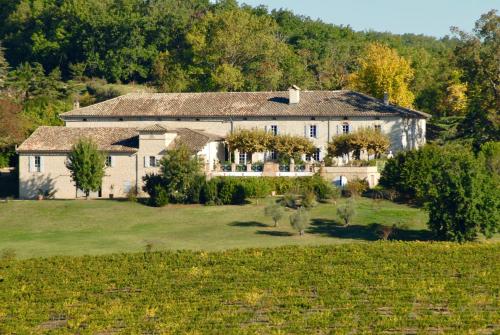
(0, 197, 431, 258)
(0, 243, 498, 333)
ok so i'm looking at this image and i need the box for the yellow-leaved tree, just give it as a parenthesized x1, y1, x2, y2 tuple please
(349, 43, 415, 108)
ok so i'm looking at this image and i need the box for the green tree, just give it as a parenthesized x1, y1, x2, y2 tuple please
(66, 138, 106, 199)
(427, 148, 499, 242)
(0, 99, 26, 167)
(264, 203, 285, 227)
(160, 143, 203, 203)
(289, 207, 310, 236)
(349, 42, 415, 107)
(0, 43, 8, 89)
(337, 199, 356, 226)
(453, 10, 500, 150)
(186, 8, 291, 91)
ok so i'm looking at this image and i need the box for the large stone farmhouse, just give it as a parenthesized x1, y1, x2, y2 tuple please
(17, 87, 429, 199)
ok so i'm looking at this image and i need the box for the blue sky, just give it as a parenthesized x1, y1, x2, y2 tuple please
(237, 0, 499, 37)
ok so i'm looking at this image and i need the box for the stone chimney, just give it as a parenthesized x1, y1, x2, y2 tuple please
(73, 99, 80, 110)
(383, 92, 389, 105)
(289, 85, 300, 104)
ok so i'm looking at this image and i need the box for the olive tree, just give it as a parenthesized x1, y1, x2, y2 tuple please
(264, 203, 285, 227)
(289, 207, 310, 236)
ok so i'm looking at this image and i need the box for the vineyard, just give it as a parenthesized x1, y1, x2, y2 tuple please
(0, 243, 498, 334)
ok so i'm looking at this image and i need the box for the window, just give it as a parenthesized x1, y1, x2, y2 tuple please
(312, 148, 321, 161)
(105, 156, 112, 167)
(309, 125, 317, 138)
(150, 156, 158, 167)
(34, 156, 41, 172)
(270, 150, 277, 160)
(270, 125, 278, 136)
(374, 125, 382, 133)
(239, 152, 248, 164)
(306, 149, 321, 162)
(342, 124, 350, 134)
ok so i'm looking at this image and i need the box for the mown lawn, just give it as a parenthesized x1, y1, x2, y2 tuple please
(0, 243, 498, 333)
(0, 197, 430, 258)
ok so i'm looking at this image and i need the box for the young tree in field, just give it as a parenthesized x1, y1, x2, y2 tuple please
(289, 207, 310, 236)
(264, 203, 285, 227)
(349, 43, 415, 108)
(337, 199, 356, 227)
(66, 138, 106, 199)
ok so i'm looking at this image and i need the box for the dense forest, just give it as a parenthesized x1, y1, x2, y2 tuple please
(0, 0, 498, 166)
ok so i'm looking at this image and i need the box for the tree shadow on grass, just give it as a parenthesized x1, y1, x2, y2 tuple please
(309, 218, 434, 241)
(256, 230, 294, 237)
(229, 221, 268, 227)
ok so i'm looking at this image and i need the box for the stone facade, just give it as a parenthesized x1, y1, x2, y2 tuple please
(17, 89, 429, 199)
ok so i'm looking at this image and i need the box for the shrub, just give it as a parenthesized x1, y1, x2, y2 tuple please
(281, 191, 301, 209)
(301, 191, 317, 209)
(218, 178, 237, 204)
(201, 179, 218, 205)
(188, 175, 205, 204)
(264, 203, 285, 227)
(337, 199, 356, 226)
(126, 186, 138, 202)
(152, 185, 169, 207)
(289, 208, 310, 236)
(345, 178, 369, 197)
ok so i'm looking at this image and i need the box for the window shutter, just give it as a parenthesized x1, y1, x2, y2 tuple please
(144, 156, 150, 168)
(40, 156, 44, 172)
(157, 156, 162, 166)
(276, 126, 279, 135)
(304, 125, 308, 138)
(110, 156, 115, 167)
(336, 125, 339, 135)
(315, 125, 319, 138)
(29, 156, 34, 172)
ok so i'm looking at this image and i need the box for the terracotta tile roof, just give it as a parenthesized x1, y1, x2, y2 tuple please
(17, 127, 223, 153)
(17, 127, 139, 153)
(61, 90, 431, 119)
(168, 128, 224, 152)
(139, 124, 169, 133)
